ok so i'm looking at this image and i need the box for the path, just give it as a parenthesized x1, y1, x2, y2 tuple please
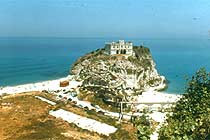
(49, 109, 117, 136)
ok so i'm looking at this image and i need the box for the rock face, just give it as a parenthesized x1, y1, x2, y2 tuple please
(70, 46, 167, 102)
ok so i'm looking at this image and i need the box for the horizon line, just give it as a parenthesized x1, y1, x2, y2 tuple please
(0, 36, 208, 40)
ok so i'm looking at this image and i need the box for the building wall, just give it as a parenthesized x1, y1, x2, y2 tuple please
(110, 50, 117, 55)
(106, 40, 133, 56)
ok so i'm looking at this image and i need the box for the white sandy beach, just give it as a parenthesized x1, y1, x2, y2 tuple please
(0, 75, 82, 95)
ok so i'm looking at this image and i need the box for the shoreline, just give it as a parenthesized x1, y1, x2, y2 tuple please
(0, 75, 182, 106)
(0, 75, 82, 95)
(0, 77, 182, 95)
(0, 75, 183, 104)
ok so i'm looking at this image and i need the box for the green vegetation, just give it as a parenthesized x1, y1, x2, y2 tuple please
(133, 46, 150, 57)
(127, 46, 152, 69)
(132, 115, 153, 140)
(128, 56, 151, 69)
(158, 68, 210, 140)
(110, 125, 137, 140)
(147, 78, 161, 87)
(78, 88, 120, 112)
(70, 49, 106, 74)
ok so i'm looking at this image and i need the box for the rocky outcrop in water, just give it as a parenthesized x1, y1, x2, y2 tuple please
(70, 46, 167, 102)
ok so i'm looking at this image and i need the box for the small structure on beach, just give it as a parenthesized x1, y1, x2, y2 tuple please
(105, 40, 134, 56)
(60, 80, 69, 87)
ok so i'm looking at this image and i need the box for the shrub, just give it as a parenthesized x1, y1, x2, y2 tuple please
(158, 68, 210, 140)
(133, 115, 153, 140)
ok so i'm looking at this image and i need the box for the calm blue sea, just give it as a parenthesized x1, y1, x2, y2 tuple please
(0, 37, 210, 94)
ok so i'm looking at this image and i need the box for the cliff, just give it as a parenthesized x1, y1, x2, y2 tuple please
(70, 46, 167, 102)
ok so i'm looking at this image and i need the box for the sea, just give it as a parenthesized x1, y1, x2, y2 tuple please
(0, 37, 210, 94)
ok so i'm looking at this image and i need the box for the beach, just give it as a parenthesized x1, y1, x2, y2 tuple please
(0, 75, 182, 111)
(0, 75, 82, 95)
(0, 75, 181, 101)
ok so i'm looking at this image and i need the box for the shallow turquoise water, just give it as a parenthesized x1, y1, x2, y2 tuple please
(0, 37, 210, 94)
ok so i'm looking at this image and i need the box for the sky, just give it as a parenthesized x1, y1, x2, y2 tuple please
(0, 0, 210, 38)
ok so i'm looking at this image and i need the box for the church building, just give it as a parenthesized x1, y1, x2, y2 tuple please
(105, 40, 133, 56)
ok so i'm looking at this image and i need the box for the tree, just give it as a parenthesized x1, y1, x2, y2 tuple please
(159, 68, 210, 140)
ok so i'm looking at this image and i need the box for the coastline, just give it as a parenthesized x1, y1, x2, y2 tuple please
(0, 75, 181, 95)
(0, 75, 82, 95)
(0, 75, 182, 104)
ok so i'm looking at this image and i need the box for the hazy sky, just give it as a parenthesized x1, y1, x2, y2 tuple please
(0, 0, 210, 38)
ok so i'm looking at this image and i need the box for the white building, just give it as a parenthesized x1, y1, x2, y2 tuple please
(105, 40, 133, 56)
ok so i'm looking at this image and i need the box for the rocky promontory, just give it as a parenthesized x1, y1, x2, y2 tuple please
(70, 42, 167, 102)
